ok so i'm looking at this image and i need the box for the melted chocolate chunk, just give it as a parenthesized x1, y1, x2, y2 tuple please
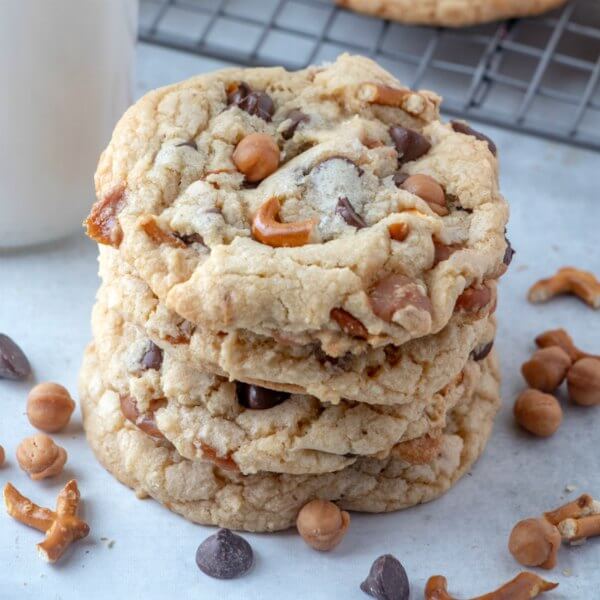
(503, 235, 515, 266)
(176, 140, 197, 150)
(471, 340, 494, 362)
(335, 197, 366, 229)
(140, 342, 163, 371)
(0, 334, 31, 380)
(196, 529, 253, 580)
(282, 109, 309, 140)
(236, 382, 289, 410)
(227, 81, 274, 121)
(392, 171, 409, 187)
(175, 232, 205, 246)
(360, 554, 410, 600)
(389, 126, 431, 163)
(451, 120, 497, 156)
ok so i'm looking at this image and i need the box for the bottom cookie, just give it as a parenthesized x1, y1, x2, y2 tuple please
(80, 345, 501, 532)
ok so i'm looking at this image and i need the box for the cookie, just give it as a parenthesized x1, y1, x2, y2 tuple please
(80, 343, 501, 532)
(336, 0, 567, 26)
(92, 302, 485, 475)
(97, 246, 496, 406)
(86, 54, 509, 356)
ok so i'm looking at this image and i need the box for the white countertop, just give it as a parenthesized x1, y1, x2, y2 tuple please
(1, 43, 599, 599)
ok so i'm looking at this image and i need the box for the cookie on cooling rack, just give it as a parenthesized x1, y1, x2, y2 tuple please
(336, 0, 567, 27)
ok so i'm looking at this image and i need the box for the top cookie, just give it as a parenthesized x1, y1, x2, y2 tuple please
(336, 0, 567, 27)
(87, 54, 510, 355)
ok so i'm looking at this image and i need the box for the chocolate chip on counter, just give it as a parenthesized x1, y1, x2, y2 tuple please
(471, 340, 494, 361)
(389, 126, 431, 163)
(282, 109, 309, 140)
(503, 235, 515, 266)
(392, 171, 409, 188)
(360, 554, 409, 600)
(140, 342, 163, 371)
(236, 382, 290, 410)
(335, 197, 367, 229)
(450, 120, 497, 156)
(176, 140, 198, 150)
(196, 528, 254, 580)
(227, 81, 274, 121)
(0, 334, 31, 380)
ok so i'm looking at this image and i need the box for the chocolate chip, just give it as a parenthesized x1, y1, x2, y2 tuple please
(175, 232, 205, 246)
(471, 340, 494, 361)
(227, 81, 274, 122)
(503, 236, 515, 266)
(196, 529, 253, 580)
(236, 382, 289, 410)
(392, 171, 409, 187)
(451, 121, 497, 156)
(336, 197, 366, 229)
(360, 554, 409, 600)
(176, 140, 197, 150)
(389, 126, 431, 164)
(0, 334, 31, 380)
(282, 109, 309, 140)
(140, 342, 163, 371)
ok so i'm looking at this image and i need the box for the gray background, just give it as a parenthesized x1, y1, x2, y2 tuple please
(1, 41, 599, 600)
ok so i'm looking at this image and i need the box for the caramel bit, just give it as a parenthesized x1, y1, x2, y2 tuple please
(400, 174, 448, 216)
(424, 572, 558, 600)
(164, 320, 195, 345)
(199, 442, 239, 472)
(433, 241, 461, 266)
(296, 499, 350, 552)
(508, 518, 561, 569)
(388, 222, 409, 242)
(252, 197, 315, 248)
(85, 183, 126, 247)
(330, 308, 368, 339)
(120, 395, 166, 440)
(140, 216, 186, 248)
(528, 267, 600, 309)
(535, 328, 598, 363)
(369, 274, 432, 323)
(4, 480, 90, 563)
(16, 434, 67, 480)
(393, 431, 442, 465)
(455, 283, 494, 314)
(566, 357, 600, 406)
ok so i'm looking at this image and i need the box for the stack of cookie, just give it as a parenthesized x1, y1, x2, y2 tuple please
(80, 54, 509, 532)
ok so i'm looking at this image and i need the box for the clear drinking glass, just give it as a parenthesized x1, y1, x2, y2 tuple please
(0, 0, 138, 248)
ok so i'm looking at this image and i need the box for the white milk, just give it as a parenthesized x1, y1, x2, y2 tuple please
(0, 0, 137, 248)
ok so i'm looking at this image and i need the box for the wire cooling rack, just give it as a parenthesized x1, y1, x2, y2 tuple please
(139, 0, 600, 151)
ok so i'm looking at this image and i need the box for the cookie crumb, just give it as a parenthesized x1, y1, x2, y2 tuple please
(565, 484, 577, 493)
(562, 568, 572, 577)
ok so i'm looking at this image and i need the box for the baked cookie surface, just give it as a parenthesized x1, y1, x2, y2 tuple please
(336, 0, 567, 27)
(80, 342, 501, 532)
(87, 54, 509, 355)
(97, 246, 496, 406)
(92, 302, 488, 475)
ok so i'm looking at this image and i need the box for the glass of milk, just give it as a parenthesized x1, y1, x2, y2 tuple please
(0, 0, 138, 248)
